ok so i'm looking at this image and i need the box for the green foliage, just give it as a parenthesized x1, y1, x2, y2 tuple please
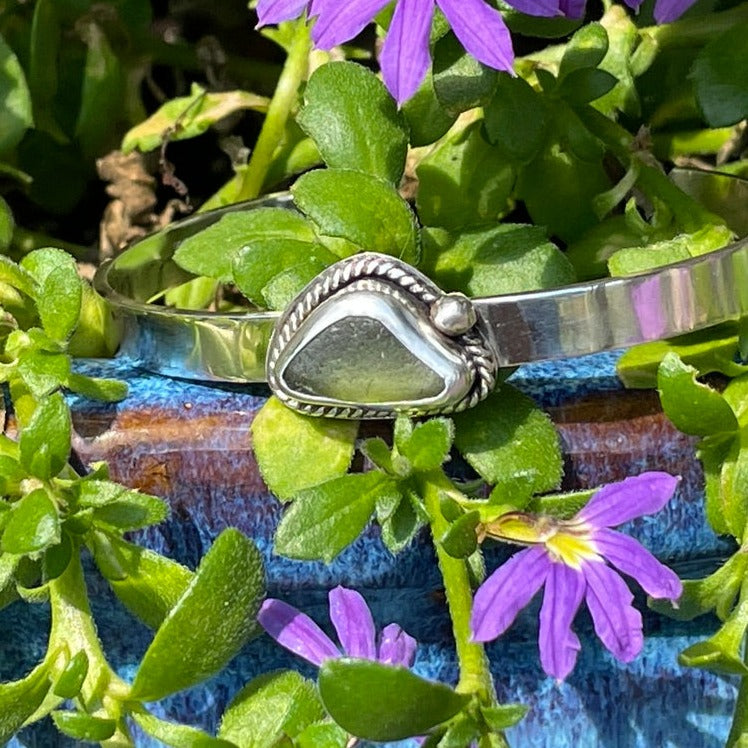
(251, 396, 358, 501)
(0, 33, 33, 155)
(421, 224, 575, 297)
(318, 658, 470, 741)
(297, 62, 409, 184)
(275, 472, 400, 561)
(416, 120, 514, 230)
(657, 353, 738, 436)
(122, 84, 268, 154)
(292, 169, 420, 265)
(131, 529, 265, 701)
(174, 209, 317, 284)
(690, 22, 748, 127)
(453, 386, 563, 493)
(218, 670, 324, 746)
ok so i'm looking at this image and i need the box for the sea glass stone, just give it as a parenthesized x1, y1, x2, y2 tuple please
(274, 287, 474, 410)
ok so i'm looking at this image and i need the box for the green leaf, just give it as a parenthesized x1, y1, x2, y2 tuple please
(0, 656, 53, 743)
(557, 68, 618, 105)
(68, 283, 122, 358)
(92, 494, 169, 532)
(122, 83, 268, 153)
(617, 324, 748, 388)
(398, 418, 454, 473)
(0, 256, 35, 298)
(318, 658, 469, 741)
(132, 710, 235, 748)
(679, 596, 748, 676)
(1, 489, 61, 555)
(76, 480, 168, 532)
(251, 396, 358, 501)
(275, 472, 399, 562)
(416, 120, 514, 230)
(483, 75, 548, 164)
(608, 225, 732, 276)
(401, 72, 457, 147)
(657, 353, 738, 436)
(292, 169, 420, 265)
(421, 224, 575, 297)
(690, 21, 748, 127)
(19, 392, 71, 479)
(432, 33, 498, 114)
(297, 62, 408, 184)
(453, 385, 562, 493)
(380, 494, 423, 554)
(516, 135, 611, 242)
(218, 670, 324, 746)
(558, 23, 609, 80)
(51, 711, 116, 741)
(0, 554, 18, 595)
(232, 239, 337, 308)
(440, 510, 480, 559)
(74, 21, 125, 162)
(17, 350, 71, 399)
(67, 373, 128, 402)
(173, 209, 317, 283)
(295, 721, 348, 748)
(261, 257, 330, 310)
(438, 713, 479, 747)
(28, 0, 63, 141)
(706, 429, 748, 539)
(131, 529, 264, 701)
(649, 552, 748, 622)
(21, 249, 82, 343)
(91, 533, 193, 630)
(480, 703, 529, 731)
(0, 456, 23, 496)
(53, 651, 89, 699)
(360, 437, 395, 474)
(0, 32, 33, 155)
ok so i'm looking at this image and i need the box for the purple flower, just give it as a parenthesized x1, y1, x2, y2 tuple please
(256, 0, 559, 105)
(258, 585, 417, 668)
(470, 472, 683, 681)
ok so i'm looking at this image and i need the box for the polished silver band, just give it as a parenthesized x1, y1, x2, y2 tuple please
(94, 193, 748, 417)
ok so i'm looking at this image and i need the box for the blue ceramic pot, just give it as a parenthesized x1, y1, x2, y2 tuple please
(0, 352, 737, 747)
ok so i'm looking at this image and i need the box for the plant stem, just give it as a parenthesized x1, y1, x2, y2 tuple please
(726, 576, 748, 747)
(576, 106, 722, 232)
(48, 549, 132, 742)
(641, 3, 748, 50)
(419, 470, 494, 701)
(235, 20, 312, 202)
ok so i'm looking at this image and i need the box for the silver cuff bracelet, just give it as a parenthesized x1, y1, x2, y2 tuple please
(94, 193, 748, 419)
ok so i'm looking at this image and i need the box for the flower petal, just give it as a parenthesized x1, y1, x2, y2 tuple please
(380, 0, 434, 105)
(577, 472, 680, 528)
(583, 561, 643, 662)
(538, 562, 585, 680)
(471, 546, 551, 642)
(437, 0, 515, 72)
(256, 0, 309, 26)
(258, 599, 340, 666)
(557, 0, 586, 18)
(654, 0, 698, 22)
(311, 0, 390, 49)
(592, 528, 683, 600)
(378, 623, 418, 667)
(328, 586, 377, 659)
(503, 0, 561, 19)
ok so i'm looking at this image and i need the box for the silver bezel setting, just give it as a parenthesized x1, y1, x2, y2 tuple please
(266, 253, 498, 419)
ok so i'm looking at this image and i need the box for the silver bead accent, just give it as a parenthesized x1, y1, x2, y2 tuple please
(430, 293, 477, 336)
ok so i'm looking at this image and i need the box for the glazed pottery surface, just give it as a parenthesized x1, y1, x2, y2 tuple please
(1, 352, 736, 747)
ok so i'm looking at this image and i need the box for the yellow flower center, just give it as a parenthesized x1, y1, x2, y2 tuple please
(480, 512, 602, 569)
